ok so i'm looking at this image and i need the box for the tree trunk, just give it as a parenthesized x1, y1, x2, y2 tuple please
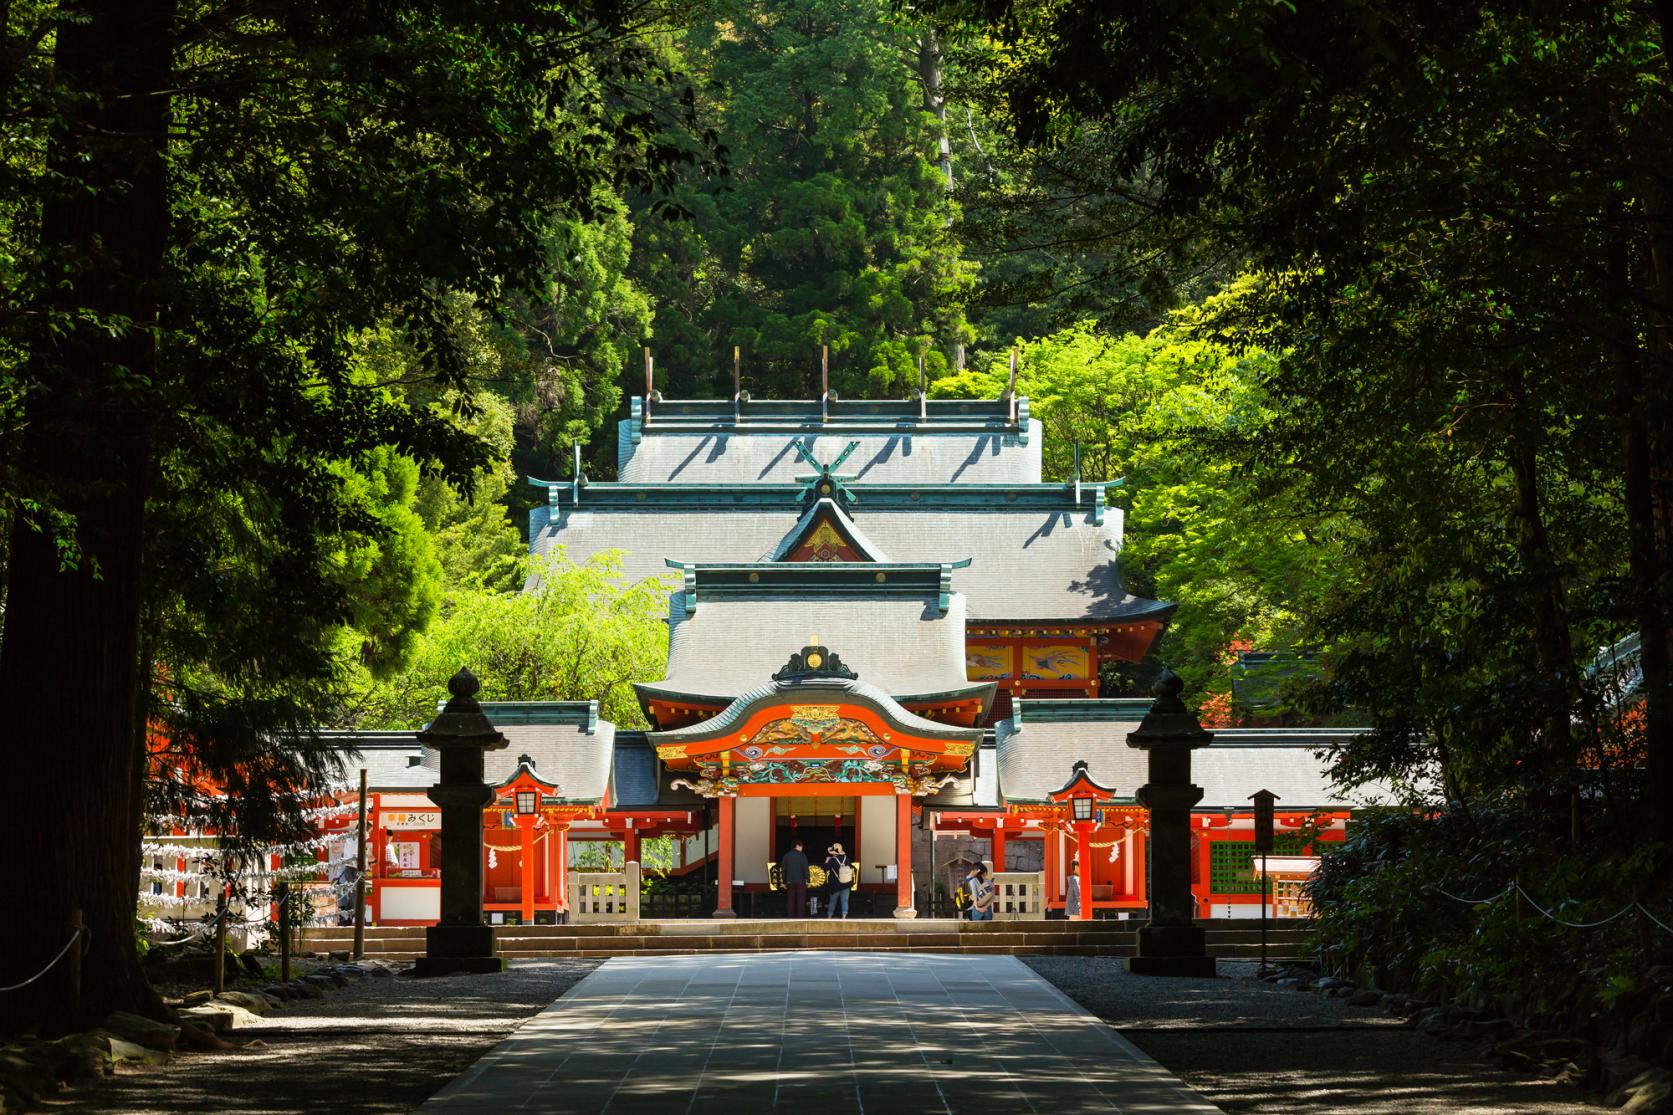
(1504, 412, 1577, 791)
(1634, 0, 1673, 856)
(917, 29, 953, 192)
(0, 0, 172, 1036)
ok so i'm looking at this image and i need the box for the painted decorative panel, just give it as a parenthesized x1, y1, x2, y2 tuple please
(746, 716, 882, 752)
(1021, 643, 1090, 680)
(786, 517, 862, 562)
(966, 643, 1013, 680)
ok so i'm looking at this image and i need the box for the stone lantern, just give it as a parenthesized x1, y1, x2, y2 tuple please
(1126, 670, 1216, 977)
(413, 667, 509, 976)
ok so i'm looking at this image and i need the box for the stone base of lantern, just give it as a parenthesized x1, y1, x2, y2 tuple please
(1127, 925, 1216, 978)
(413, 923, 505, 977)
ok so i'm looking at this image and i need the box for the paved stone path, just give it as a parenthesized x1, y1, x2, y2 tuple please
(418, 951, 1218, 1114)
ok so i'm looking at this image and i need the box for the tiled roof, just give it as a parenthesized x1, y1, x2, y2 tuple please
(483, 721, 616, 803)
(993, 704, 1393, 809)
(328, 703, 617, 804)
(530, 502, 1169, 623)
(611, 733, 659, 807)
(639, 588, 984, 706)
(318, 733, 437, 792)
(617, 424, 1044, 486)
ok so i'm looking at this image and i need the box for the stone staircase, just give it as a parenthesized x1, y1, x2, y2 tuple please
(299, 918, 1313, 962)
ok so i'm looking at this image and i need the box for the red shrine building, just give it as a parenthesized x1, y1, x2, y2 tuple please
(309, 390, 1391, 926)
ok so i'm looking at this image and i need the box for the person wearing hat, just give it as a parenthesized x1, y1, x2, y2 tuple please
(824, 842, 854, 918)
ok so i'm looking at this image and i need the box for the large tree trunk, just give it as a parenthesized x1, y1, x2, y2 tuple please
(0, 0, 172, 1036)
(916, 29, 953, 192)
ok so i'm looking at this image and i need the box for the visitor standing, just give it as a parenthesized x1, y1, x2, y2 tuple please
(825, 843, 854, 918)
(967, 863, 995, 921)
(1066, 857, 1082, 919)
(781, 840, 810, 918)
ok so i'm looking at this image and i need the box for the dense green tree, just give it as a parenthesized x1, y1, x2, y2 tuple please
(0, 0, 698, 1032)
(931, 0, 1673, 843)
(348, 552, 671, 730)
(931, 293, 1343, 710)
(630, 0, 975, 398)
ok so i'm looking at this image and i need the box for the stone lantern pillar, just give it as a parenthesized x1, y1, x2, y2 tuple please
(414, 668, 509, 976)
(1127, 670, 1216, 977)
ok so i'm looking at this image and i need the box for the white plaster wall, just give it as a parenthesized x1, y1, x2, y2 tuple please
(859, 795, 896, 880)
(735, 797, 771, 884)
(381, 886, 440, 921)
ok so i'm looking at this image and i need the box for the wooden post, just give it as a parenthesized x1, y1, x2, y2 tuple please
(1074, 820, 1094, 920)
(1007, 348, 1018, 422)
(353, 768, 368, 960)
(519, 814, 536, 925)
(66, 907, 82, 1014)
(643, 346, 654, 418)
(714, 796, 736, 917)
(894, 793, 915, 917)
(213, 884, 229, 994)
(918, 345, 927, 420)
(277, 882, 291, 982)
(820, 345, 830, 421)
(555, 825, 570, 916)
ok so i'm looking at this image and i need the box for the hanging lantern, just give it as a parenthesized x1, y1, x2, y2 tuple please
(790, 813, 798, 831)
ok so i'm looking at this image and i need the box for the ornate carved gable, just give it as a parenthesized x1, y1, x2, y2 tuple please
(783, 508, 873, 562)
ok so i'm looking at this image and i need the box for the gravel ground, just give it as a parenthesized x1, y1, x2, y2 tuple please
(1025, 957, 1607, 1114)
(40, 960, 600, 1115)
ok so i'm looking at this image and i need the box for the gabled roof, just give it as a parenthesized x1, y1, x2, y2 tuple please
(528, 494, 1171, 624)
(992, 703, 1394, 809)
(637, 581, 992, 711)
(616, 397, 1041, 486)
(766, 498, 891, 562)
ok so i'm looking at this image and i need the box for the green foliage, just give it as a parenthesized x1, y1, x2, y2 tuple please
(349, 551, 672, 730)
(930, 296, 1343, 709)
(630, 0, 974, 398)
(1308, 804, 1665, 1015)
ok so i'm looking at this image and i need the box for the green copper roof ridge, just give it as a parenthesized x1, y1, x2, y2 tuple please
(662, 559, 974, 571)
(476, 699, 601, 732)
(1010, 697, 1155, 724)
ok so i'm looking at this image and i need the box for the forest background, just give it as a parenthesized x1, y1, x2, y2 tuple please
(1, 0, 1669, 1035)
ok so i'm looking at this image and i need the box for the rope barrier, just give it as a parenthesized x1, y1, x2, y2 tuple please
(1430, 881, 1673, 934)
(0, 927, 84, 992)
(1511, 884, 1638, 930)
(1430, 883, 1512, 905)
(1637, 904, 1673, 935)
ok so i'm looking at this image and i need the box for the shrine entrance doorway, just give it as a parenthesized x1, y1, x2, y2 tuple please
(773, 795, 856, 885)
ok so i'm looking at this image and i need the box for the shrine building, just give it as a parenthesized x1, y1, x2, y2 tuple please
(316, 386, 1392, 926)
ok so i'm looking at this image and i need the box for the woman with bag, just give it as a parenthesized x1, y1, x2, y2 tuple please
(967, 863, 996, 922)
(824, 843, 854, 918)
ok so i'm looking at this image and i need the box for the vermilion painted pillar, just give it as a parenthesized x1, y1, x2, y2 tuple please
(1074, 820, 1094, 920)
(894, 793, 916, 918)
(518, 814, 536, 925)
(624, 824, 641, 866)
(990, 824, 1008, 872)
(1133, 827, 1148, 910)
(1045, 827, 1059, 907)
(554, 824, 570, 914)
(714, 796, 736, 917)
